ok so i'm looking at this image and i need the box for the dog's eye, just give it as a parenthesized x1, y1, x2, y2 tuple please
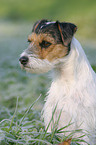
(27, 39, 32, 43)
(40, 41, 51, 48)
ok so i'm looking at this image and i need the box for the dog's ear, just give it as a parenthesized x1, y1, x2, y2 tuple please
(56, 21, 77, 47)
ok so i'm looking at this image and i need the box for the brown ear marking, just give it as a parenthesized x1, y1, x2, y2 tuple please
(57, 21, 66, 47)
(56, 21, 77, 47)
(33, 19, 48, 33)
(34, 21, 41, 32)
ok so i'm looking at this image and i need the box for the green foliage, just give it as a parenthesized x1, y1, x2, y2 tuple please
(0, 0, 96, 39)
(92, 65, 96, 72)
(0, 97, 88, 145)
(0, 0, 96, 21)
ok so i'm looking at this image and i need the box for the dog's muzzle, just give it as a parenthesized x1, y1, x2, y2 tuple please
(19, 56, 29, 66)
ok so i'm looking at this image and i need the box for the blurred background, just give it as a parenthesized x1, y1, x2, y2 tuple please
(0, 0, 96, 110)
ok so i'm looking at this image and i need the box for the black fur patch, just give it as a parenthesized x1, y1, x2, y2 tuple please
(32, 19, 77, 53)
(32, 19, 62, 43)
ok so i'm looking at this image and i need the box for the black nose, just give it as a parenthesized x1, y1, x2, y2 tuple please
(19, 56, 29, 65)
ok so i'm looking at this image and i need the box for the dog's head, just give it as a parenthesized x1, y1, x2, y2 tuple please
(19, 19, 77, 73)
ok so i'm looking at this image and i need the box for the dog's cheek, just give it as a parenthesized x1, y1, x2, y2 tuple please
(45, 44, 68, 62)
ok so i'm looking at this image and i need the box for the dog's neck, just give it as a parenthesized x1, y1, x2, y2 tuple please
(53, 50, 76, 83)
(46, 37, 95, 106)
(51, 37, 94, 87)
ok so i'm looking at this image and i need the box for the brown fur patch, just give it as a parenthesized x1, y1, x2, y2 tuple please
(28, 32, 68, 61)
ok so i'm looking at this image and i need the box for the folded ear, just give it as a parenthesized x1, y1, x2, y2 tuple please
(56, 21, 77, 47)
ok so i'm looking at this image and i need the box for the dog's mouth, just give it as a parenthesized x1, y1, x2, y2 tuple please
(19, 61, 31, 70)
(19, 54, 55, 74)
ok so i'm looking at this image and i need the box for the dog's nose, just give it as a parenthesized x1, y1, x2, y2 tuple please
(19, 56, 29, 65)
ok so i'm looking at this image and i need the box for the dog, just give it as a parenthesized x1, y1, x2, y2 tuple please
(19, 19, 96, 144)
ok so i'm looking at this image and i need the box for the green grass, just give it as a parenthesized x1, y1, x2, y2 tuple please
(0, 97, 88, 145)
(92, 66, 96, 72)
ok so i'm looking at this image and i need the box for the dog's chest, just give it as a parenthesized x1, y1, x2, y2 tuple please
(45, 78, 96, 128)
(47, 80, 80, 116)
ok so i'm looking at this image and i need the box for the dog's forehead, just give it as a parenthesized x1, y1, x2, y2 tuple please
(46, 21, 55, 25)
(31, 20, 62, 43)
(33, 20, 57, 34)
(40, 23, 62, 42)
(40, 21, 55, 29)
(28, 32, 56, 43)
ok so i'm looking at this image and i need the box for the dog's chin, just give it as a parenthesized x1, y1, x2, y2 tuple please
(23, 65, 52, 74)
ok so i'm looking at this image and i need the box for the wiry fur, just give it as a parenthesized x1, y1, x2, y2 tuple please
(20, 51, 54, 73)
(19, 20, 96, 145)
(43, 37, 96, 144)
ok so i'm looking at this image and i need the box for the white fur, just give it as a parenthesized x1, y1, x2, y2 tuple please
(43, 38, 96, 144)
(20, 37, 96, 144)
(20, 52, 54, 73)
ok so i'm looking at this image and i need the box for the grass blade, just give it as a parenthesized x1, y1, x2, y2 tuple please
(9, 96, 19, 130)
(19, 94, 41, 126)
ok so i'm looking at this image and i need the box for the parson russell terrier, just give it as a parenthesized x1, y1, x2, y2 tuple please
(19, 19, 96, 144)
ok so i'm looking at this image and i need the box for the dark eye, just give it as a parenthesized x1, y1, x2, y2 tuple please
(27, 39, 32, 43)
(39, 41, 51, 48)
